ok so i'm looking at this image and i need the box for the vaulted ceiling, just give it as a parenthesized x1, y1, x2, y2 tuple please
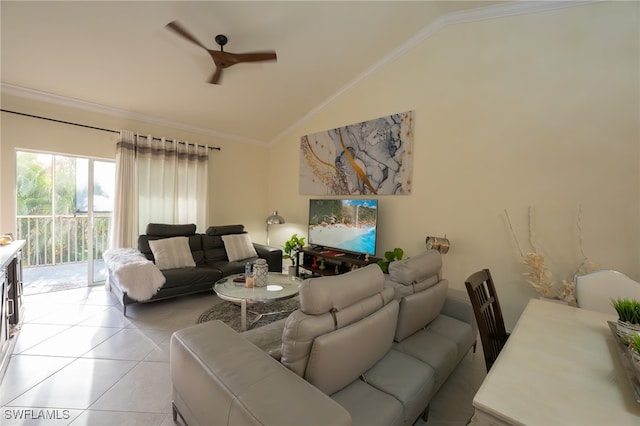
(1, 1, 507, 144)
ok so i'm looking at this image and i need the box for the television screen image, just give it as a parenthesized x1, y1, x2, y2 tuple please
(308, 199, 378, 256)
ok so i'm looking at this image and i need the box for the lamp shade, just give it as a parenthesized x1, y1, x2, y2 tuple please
(266, 211, 285, 246)
(266, 210, 285, 225)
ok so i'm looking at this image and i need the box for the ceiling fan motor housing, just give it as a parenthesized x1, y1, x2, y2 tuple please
(215, 34, 228, 49)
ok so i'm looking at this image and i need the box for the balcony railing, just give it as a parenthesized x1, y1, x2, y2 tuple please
(16, 214, 111, 267)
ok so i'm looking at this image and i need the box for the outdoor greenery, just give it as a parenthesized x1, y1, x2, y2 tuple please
(15, 152, 111, 266)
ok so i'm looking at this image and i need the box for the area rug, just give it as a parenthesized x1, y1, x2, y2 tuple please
(197, 297, 299, 332)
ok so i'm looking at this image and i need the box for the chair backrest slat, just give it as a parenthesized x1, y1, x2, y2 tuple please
(465, 268, 508, 372)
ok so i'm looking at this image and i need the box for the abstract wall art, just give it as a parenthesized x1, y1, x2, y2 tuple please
(299, 110, 414, 195)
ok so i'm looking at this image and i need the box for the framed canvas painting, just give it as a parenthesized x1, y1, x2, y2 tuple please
(299, 110, 414, 195)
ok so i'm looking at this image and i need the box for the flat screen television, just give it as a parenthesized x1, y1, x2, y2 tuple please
(308, 199, 378, 256)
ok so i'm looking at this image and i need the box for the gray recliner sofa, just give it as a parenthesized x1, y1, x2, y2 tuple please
(169, 250, 477, 426)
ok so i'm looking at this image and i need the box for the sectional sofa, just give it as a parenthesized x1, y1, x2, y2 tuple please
(106, 223, 282, 315)
(169, 249, 478, 425)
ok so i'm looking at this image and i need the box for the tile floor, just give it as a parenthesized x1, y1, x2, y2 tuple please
(1, 285, 486, 426)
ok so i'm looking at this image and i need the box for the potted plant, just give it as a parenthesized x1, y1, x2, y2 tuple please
(377, 247, 404, 274)
(611, 297, 640, 344)
(629, 334, 640, 373)
(283, 234, 306, 277)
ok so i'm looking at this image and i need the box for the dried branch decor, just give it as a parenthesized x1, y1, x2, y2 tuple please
(522, 252, 554, 298)
(504, 206, 598, 305)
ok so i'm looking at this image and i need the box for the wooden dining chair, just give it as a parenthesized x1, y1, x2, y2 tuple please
(465, 269, 509, 372)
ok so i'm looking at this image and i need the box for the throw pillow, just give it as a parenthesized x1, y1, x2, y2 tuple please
(148, 236, 196, 270)
(222, 233, 258, 262)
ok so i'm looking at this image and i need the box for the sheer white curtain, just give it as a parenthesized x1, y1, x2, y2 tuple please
(110, 131, 209, 249)
(109, 130, 138, 248)
(137, 136, 209, 233)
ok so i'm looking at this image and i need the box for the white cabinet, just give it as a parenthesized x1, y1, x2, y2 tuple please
(0, 240, 25, 382)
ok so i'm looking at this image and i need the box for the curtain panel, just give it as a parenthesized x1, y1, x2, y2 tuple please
(137, 136, 209, 235)
(109, 130, 138, 249)
(109, 131, 209, 249)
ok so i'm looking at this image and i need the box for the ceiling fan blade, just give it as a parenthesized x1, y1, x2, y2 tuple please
(166, 23, 276, 84)
(232, 51, 277, 63)
(209, 67, 223, 85)
(165, 21, 209, 51)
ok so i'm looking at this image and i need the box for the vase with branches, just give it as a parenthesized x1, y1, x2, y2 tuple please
(504, 205, 598, 305)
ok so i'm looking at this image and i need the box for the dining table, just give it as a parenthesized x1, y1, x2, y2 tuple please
(471, 298, 640, 425)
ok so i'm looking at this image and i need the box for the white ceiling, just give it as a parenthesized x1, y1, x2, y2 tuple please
(1, 1, 506, 144)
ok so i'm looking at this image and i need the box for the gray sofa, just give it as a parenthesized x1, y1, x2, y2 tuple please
(108, 223, 282, 315)
(169, 250, 478, 426)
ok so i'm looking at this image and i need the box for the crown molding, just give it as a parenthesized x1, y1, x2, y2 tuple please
(0, 0, 602, 147)
(0, 83, 265, 146)
(270, 0, 603, 145)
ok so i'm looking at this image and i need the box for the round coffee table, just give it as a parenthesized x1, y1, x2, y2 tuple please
(213, 272, 301, 331)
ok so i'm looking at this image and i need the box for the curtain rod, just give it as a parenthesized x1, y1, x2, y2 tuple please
(1, 109, 221, 151)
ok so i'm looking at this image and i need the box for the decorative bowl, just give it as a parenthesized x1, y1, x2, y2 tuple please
(628, 346, 640, 375)
(617, 320, 640, 345)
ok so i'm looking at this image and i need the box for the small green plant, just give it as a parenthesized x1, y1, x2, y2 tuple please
(377, 247, 404, 274)
(283, 234, 306, 267)
(611, 298, 640, 324)
(630, 334, 640, 356)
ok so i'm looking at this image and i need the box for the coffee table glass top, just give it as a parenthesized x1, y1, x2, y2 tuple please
(214, 272, 301, 303)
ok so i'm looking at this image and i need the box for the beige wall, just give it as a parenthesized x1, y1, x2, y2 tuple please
(0, 94, 270, 241)
(1, 2, 638, 328)
(268, 1, 640, 328)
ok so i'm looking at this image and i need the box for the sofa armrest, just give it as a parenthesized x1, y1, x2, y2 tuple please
(171, 320, 351, 426)
(253, 243, 283, 272)
(442, 288, 478, 337)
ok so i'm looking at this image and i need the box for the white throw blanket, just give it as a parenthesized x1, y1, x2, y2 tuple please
(103, 248, 166, 302)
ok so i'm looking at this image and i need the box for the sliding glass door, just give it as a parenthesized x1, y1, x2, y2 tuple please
(16, 151, 115, 293)
(90, 159, 115, 283)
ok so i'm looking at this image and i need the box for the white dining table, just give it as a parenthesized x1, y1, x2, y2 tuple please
(471, 298, 640, 425)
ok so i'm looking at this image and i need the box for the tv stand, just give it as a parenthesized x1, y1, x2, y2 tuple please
(296, 247, 380, 278)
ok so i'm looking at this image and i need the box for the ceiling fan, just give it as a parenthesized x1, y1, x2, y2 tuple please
(165, 21, 277, 85)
